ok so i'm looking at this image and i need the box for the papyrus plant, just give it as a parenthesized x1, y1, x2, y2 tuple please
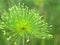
(0, 3, 53, 45)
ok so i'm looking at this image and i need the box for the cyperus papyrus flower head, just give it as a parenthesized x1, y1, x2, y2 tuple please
(0, 3, 53, 41)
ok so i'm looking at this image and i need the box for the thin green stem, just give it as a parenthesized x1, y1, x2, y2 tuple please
(22, 36, 24, 45)
(41, 39, 45, 45)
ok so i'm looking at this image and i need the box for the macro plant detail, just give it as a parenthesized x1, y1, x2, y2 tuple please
(0, 3, 53, 45)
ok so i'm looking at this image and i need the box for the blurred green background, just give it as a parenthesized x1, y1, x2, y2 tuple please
(0, 0, 60, 45)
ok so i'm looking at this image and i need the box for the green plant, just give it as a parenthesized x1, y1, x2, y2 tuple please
(0, 3, 53, 45)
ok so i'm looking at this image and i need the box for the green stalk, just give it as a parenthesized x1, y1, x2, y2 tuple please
(22, 36, 24, 45)
(41, 39, 45, 45)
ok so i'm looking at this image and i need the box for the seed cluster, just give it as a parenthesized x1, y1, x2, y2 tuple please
(0, 3, 53, 45)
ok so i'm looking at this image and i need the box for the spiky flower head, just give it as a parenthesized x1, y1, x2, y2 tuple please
(0, 3, 53, 42)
